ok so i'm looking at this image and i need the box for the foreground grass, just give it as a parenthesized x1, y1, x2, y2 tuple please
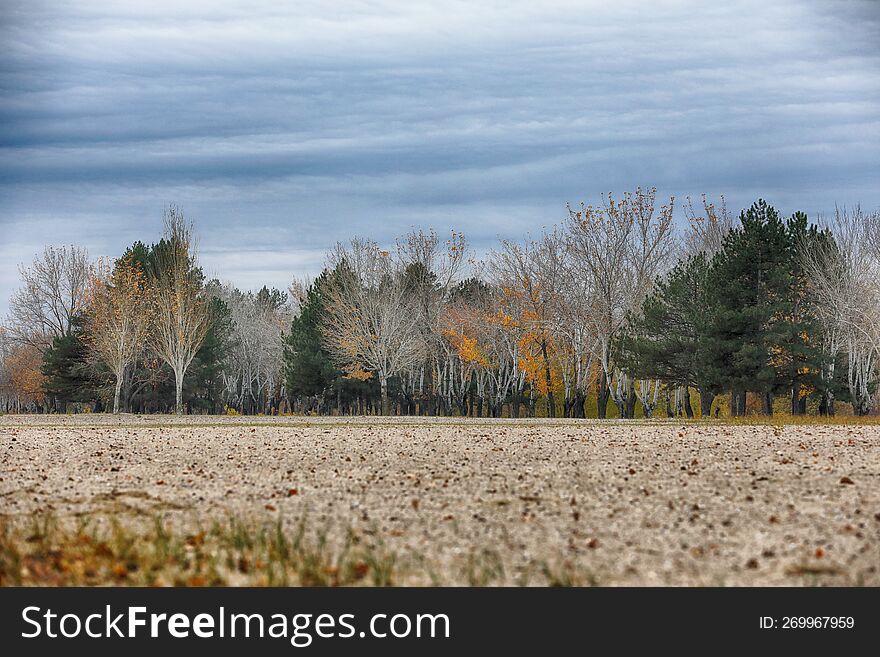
(0, 513, 400, 587)
(0, 512, 596, 587)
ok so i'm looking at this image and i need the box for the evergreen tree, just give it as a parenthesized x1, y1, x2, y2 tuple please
(256, 285, 288, 311)
(185, 295, 232, 413)
(704, 200, 791, 415)
(772, 212, 824, 414)
(284, 272, 338, 404)
(41, 317, 102, 410)
(618, 253, 717, 416)
(119, 241, 152, 272)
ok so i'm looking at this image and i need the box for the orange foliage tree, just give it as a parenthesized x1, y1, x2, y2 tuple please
(6, 343, 46, 408)
(441, 284, 527, 417)
(489, 232, 566, 416)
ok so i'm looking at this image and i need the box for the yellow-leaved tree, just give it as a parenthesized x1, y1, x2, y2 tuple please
(148, 207, 211, 415)
(85, 255, 154, 413)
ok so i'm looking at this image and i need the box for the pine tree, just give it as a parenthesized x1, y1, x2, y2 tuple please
(41, 317, 102, 410)
(771, 212, 823, 414)
(283, 272, 338, 405)
(618, 253, 717, 416)
(185, 295, 232, 413)
(704, 200, 792, 415)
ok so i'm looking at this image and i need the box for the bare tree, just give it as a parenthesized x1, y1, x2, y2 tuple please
(288, 276, 310, 318)
(321, 238, 426, 415)
(480, 301, 526, 417)
(799, 205, 880, 415)
(85, 256, 154, 413)
(396, 229, 468, 415)
(566, 187, 675, 418)
(215, 283, 288, 414)
(148, 207, 211, 414)
(552, 250, 597, 417)
(683, 194, 736, 257)
(6, 245, 93, 351)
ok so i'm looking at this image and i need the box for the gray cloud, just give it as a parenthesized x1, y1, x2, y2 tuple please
(1, 0, 879, 314)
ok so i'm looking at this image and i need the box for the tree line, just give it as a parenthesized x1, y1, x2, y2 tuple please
(1, 190, 878, 418)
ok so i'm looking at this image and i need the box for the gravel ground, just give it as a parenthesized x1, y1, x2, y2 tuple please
(2, 415, 878, 585)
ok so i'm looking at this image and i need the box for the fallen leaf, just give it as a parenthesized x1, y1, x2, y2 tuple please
(352, 562, 369, 579)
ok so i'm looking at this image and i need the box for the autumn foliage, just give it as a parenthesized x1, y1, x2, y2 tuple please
(3, 195, 880, 419)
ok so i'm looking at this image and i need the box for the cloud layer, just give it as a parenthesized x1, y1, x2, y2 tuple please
(1, 0, 879, 312)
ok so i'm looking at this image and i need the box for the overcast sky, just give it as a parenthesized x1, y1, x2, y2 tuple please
(1, 0, 878, 315)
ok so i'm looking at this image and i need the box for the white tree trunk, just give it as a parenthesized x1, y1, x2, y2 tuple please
(380, 375, 389, 416)
(113, 370, 124, 414)
(175, 367, 184, 415)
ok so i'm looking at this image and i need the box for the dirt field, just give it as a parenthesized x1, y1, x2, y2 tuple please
(2, 415, 878, 586)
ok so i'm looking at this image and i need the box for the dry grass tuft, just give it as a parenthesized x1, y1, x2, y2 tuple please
(0, 513, 397, 587)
